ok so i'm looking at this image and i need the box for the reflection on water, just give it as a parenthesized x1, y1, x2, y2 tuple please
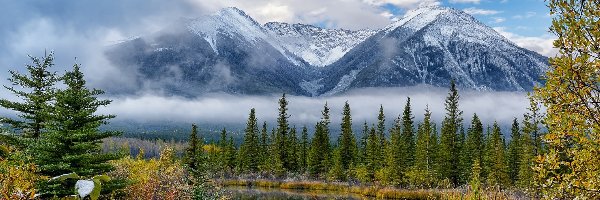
(225, 186, 376, 200)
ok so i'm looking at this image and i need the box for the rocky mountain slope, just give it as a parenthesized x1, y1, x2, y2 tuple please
(105, 6, 548, 97)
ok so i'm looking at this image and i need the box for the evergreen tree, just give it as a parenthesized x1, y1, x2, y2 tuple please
(376, 105, 386, 164)
(259, 122, 269, 168)
(338, 101, 357, 172)
(0, 53, 59, 139)
(365, 126, 379, 179)
(439, 80, 463, 185)
(218, 128, 228, 168)
(359, 121, 369, 164)
(413, 106, 437, 186)
(328, 146, 344, 181)
(299, 126, 309, 172)
(287, 126, 299, 172)
(401, 97, 415, 168)
(275, 94, 291, 170)
(516, 121, 534, 188)
(308, 103, 331, 177)
(463, 113, 484, 182)
(225, 137, 236, 171)
(34, 64, 121, 197)
(185, 124, 202, 171)
(522, 96, 543, 156)
(486, 122, 509, 187)
(507, 118, 521, 185)
(238, 108, 260, 172)
(387, 116, 403, 184)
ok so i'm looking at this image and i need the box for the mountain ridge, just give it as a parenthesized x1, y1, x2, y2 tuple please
(105, 6, 548, 97)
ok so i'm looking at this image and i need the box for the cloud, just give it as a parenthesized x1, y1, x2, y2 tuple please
(463, 7, 502, 15)
(491, 17, 506, 23)
(449, 0, 480, 4)
(513, 11, 536, 19)
(99, 86, 532, 129)
(494, 27, 558, 57)
(185, 0, 406, 30)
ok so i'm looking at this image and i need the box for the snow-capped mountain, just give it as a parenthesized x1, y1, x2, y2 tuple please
(319, 6, 547, 94)
(264, 22, 376, 67)
(105, 6, 548, 97)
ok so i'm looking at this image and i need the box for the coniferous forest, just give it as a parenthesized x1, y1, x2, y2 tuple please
(1, 0, 599, 199)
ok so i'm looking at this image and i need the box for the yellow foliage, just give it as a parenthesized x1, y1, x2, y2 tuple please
(0, 155, 40, 200)
(535, 0, 600, 199)
(109, 147, 193, 200)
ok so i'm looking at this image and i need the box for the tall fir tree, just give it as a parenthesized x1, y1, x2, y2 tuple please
(308, 103, 331, 177)
(376, 105, 386, 164)
(365, 125, 379, 179)
(185, 124, 202, 172)
(338, 101, 357, 172)
(299, 126, 309, 172)
(401, 97, 415, 170)
(486, 122, 509, 187)
(259, 122, 269, 168)
(359, 121, 369, 165)
(34, 64, 122, 197)
(238, 108, 260, 172)
(516, 119, 535, 188)
(507, 118, 521, 185)
(414, 106, 436, 177)
(275, 94, 290, 170)
(387, 115, 403, 184)
(287, 126, 299, 172)
(439, 80, 463, 185)
(463, 113, 484, 183)
(0, 53, 59, 139)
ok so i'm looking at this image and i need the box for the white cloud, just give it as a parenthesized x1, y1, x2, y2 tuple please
(463, 7, 502, 15)
(449, 0, 480, 4)
(185, 0, 422, 29)
(364, 0, 440, 8)
(513, 11, 536, 19)
(491, 17, 506, 23)
(494, 27, 558, 57)
(99, 86, 532, 128)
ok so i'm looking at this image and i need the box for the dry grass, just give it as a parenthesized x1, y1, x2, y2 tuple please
(217, 179, 524, 199)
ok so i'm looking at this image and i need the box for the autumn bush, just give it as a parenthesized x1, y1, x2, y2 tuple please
(0, 145, 41, 200)
(108, 147, 193, 200)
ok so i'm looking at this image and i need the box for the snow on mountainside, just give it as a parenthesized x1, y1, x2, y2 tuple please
(106, 6, 548, 97)
(187, 7, 303, 66)
(319, 5, 548, 94)
(264, 22, 376, 67)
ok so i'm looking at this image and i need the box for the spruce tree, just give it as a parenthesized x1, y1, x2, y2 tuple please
(439, 80, 463, 185)
(34, 64, 122, 197)
(299, 126, 309, 172)
(376, 105, 386, 163)
(464, 113, 484, 182)
(275, 94, 290, 170)
(238, 108, 260, 172)
(308, 103, 331, 177)
(185, 124, 202, 171)
(365, 126, 379, 178)
(359, 121, 369, 165)
(387, 115, 403, 184)
(507, 118, 521, 185)
(486, 122, 509, 187)
(287, 126, 299, 172)
(338, 101, 357, 172)
(516, 121, 534, 188)
(0, 53, 59, 139)
(414, 106, 436, 185)
(225, 137, 236, 171)
(259, 122, 269, 168)
(401, 97, 415, 167)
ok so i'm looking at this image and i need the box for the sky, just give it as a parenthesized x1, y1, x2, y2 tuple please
(0, 0, 549, 128)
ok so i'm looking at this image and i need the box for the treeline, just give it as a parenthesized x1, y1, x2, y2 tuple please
(187, 81, 545, 190)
